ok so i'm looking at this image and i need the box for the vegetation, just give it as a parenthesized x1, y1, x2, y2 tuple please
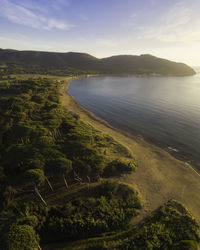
(0, 49, 195, 76)
(103, 159, 137, 177)
(0, 73, 199, 249)
(6, 224, 39, 250)
(46, 200, 200, 250)
(0, 74, 137, 248)
(40, 181, 141, 243)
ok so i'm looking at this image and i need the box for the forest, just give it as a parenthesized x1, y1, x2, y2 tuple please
(0, 73, 199, 249)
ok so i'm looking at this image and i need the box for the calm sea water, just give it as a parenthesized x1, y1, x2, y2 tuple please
(68, 71, 200, 167)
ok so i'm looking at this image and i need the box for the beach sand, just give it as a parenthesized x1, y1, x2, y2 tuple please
(60, 80, 200, 222)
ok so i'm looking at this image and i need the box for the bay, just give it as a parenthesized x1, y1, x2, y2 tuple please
(68, 71, 200, 168)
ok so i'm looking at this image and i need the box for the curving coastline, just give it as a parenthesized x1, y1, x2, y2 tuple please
(60, 78, 200, 222)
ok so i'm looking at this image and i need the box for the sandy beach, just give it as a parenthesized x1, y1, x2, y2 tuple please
(60, 79, 200, 222)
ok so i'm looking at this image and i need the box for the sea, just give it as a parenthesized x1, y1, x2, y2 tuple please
(68, 68, 200, 169)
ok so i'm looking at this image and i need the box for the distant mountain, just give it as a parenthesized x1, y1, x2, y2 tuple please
(102, 54, 196, 75)
(0, 49, 195, 76)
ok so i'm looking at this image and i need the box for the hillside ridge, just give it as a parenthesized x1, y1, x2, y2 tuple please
(0, 48, 195, 76)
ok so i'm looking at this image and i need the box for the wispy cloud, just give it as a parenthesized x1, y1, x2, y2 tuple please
(136, 1, 200, 43)
(0, 0, 73, 30)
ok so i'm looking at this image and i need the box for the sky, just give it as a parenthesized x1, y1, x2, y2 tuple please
(0, 0, 200, 66)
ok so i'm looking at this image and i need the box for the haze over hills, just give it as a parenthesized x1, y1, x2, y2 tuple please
(0, 49, 195, 76)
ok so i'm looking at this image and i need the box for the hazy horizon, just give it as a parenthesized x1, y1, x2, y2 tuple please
(0, 0, 200, 65)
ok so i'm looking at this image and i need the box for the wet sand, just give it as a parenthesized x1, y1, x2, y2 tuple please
(60, 80, 200, 221)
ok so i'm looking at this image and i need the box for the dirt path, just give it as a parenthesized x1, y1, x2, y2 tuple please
(60, 81, 200, 221)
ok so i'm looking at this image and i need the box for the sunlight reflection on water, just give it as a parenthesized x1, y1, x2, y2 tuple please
(68, 73, 200, 165)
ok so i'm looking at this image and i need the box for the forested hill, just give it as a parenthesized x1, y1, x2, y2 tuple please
(0, 49, 195, 76)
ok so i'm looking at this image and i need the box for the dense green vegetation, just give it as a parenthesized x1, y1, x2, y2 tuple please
(47, 200, 200, 250)
(0, 49, 195, 76)
(40, 181, 141, 243)
(0, 181, 141, 249)
(0, 74, 138, 249)
(0, 75, 132, 185)
(0, 73, 199, 249)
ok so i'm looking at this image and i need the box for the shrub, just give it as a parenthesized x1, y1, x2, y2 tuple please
(6, 224, 39, 250)
(103, 159, 137, 177)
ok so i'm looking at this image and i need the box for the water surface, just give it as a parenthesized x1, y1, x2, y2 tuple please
(68, 73, 200, 167)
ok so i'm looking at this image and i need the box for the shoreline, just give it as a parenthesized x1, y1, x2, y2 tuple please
(67, 76, 200, 171)
(60, 78, 200, 221)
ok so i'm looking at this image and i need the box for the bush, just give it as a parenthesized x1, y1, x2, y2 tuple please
(6, 224, 39, 250)
(103, 159, 137, 177)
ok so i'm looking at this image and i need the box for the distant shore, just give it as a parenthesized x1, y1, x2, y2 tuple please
(60, 77, 200, 222)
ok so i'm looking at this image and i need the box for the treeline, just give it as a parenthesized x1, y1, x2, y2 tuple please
(0, 63, 95, 76)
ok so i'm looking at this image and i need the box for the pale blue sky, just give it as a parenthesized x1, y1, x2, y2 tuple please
(0, 0, 200, 65)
